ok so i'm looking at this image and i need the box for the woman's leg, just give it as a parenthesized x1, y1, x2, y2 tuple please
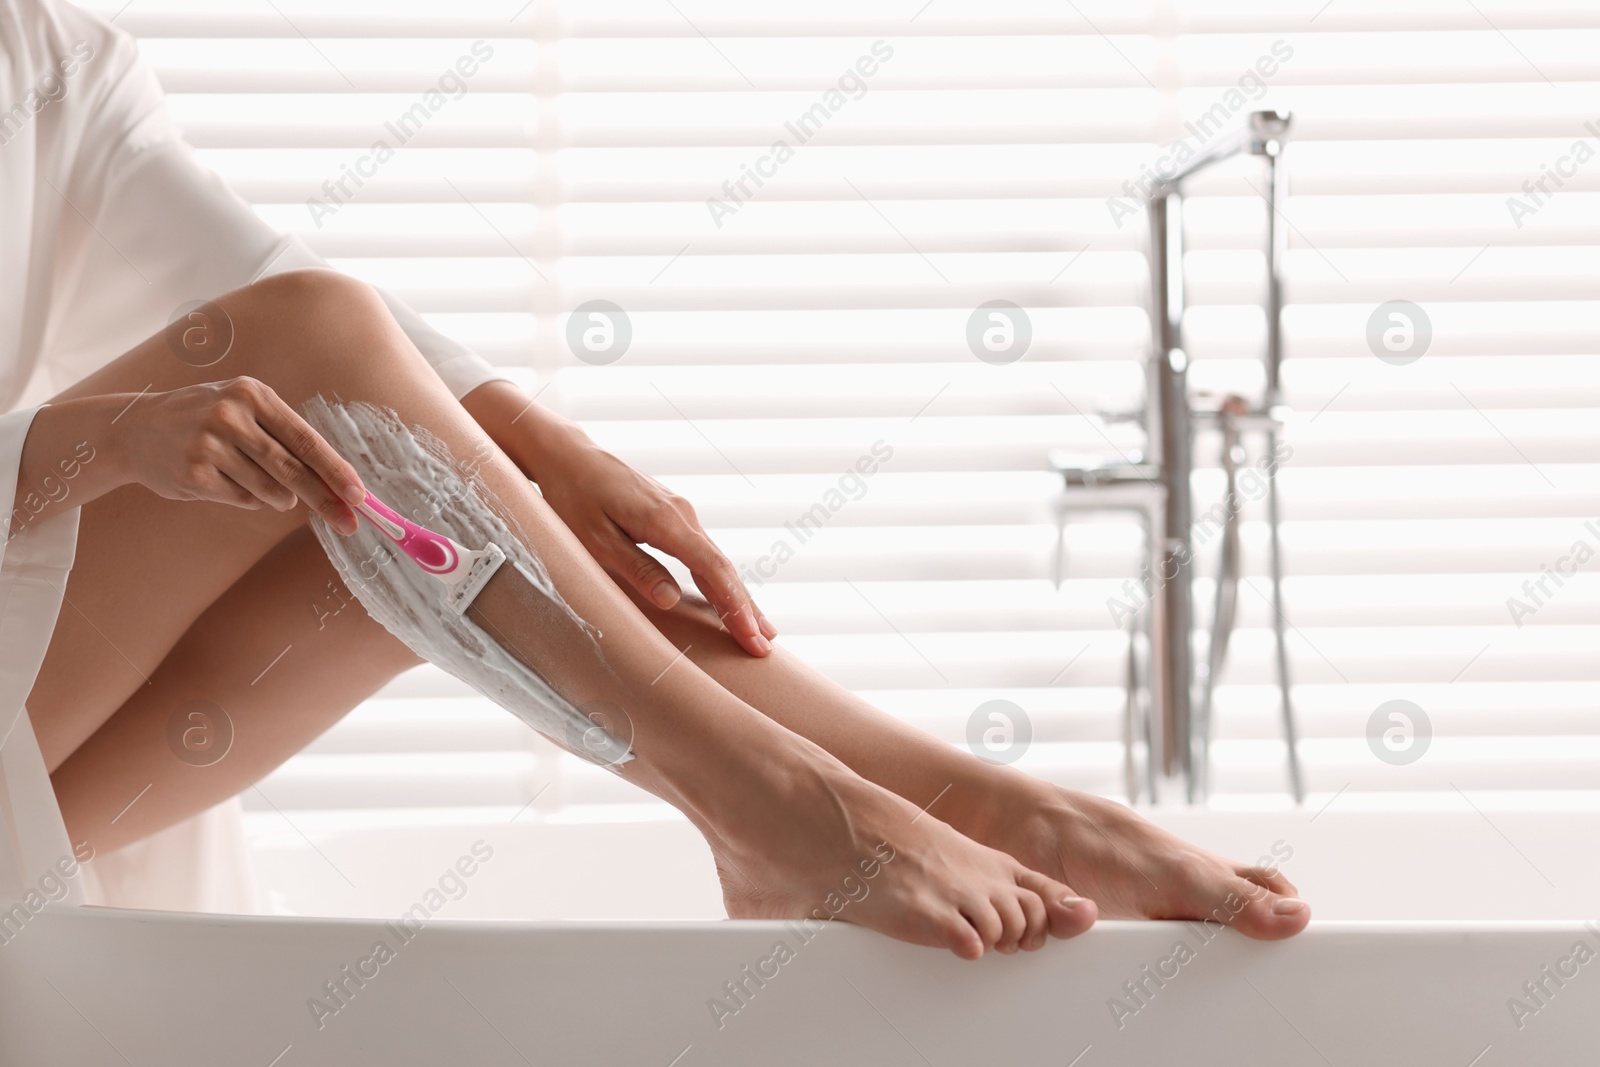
(34, 268, 1089, 957)
(27, 465, 312, 771)
(613, 586, 1311, 940)
(48, 527, 422, 853)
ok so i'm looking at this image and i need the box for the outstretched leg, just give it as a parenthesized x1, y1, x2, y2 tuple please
(613, 586, 1311, 941)
(36, 269, 1091, 958)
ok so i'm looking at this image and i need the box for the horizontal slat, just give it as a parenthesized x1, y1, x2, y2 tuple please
(212, 139, 1600, 203)
(106, 17, 1165, 40)
(548, 364, 1600, 418)
(94, 2, 1600, 40)
(676, 522, 1600, 579)
(361, 669, 1600, 738)
(431, 329, 1600, 367)
(573, 412, 1599, 470)
(365, 275, 1600, 310)
(651, 466, 1600, 523)
(177, 115, 1600, 148)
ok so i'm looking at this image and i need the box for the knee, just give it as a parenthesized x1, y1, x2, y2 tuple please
(226, 268, 427, 383)
(245, 267, 388, 335)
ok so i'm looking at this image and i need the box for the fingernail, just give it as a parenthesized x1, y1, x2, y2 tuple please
(1058, 895, 1088, 909)
(651, 581, 680, 609)
(758, 613, 778, 639)
(752, 634, 772, 655)
(1272, 897, 1306, 916)
(343, 483, 367, 506)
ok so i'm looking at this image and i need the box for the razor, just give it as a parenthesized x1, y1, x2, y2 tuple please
(353, 492, 508, 614)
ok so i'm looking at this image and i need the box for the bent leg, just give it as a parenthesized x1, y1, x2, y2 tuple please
(42, 269, 1089, 957)
(42, 267, 950, 821)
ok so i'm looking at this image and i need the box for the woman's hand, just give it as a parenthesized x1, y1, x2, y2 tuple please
(114, 376, 367, 533)
(465, 383, 775, 657)
(534, 426, 778, 656)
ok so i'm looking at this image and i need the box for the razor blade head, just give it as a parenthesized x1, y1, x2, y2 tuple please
(445, 541, 509, 614)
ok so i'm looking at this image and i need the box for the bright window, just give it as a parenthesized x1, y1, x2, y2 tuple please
(95, 0, 1600, 829)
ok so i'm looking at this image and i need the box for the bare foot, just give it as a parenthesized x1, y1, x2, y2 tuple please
(694, 749, 1099, 959)
(949, 772, 1310, 940)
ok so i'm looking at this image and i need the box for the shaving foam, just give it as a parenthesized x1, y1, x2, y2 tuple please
(301, 397, 632, 766)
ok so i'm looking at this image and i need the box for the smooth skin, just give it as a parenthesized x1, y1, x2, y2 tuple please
(18, 269, 1308, 959)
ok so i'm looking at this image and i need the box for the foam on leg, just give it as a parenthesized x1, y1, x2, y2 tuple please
(300, 397, 632, 766)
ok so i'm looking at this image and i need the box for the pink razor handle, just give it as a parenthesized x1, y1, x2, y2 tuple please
(351, 491, 509, 614)
(355, 492, 460, 573)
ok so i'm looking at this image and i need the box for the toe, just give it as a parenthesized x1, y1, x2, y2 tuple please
(1015, 887, 1048, 951)
(1048, 892, 1098, 939)
(959, 899, 1003, 956)
(1223, 872, 1311, 940)
(943, 910, 986, 960)
(1239, 863, 1300, 898)
(1018, 868, 1096, 939)
(990, 892, 1026, 954)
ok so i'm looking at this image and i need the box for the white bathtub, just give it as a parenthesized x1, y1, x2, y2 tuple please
(2, 803, 1598, 1064)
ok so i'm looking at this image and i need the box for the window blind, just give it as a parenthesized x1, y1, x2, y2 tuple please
(96, 0, 1600, 832)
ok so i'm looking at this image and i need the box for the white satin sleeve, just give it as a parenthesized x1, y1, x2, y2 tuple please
(56, 137, 516, 403)
(33, 11, 515, 404)
(0, 403, 82, 903)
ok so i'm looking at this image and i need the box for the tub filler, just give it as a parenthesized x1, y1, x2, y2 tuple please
(2, 804, 1598, 1065)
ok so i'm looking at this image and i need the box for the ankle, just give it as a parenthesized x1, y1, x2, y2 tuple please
(644, 716, 848, 839)
(943, 763, 1065, 852)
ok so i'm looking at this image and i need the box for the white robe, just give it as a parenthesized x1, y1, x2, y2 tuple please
(0, 0, 511, 906)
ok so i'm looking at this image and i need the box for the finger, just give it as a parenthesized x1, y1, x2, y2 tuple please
(219, 448, 299, 512)
(242, 427, 357, 533)
(601, 525, 683, 610)
(632, 508, 773, 654)
(208, 471, 265, 510)
(252, 387, 367, 506)
(677, 534, 768, 655)
(244, 402, 362, 533)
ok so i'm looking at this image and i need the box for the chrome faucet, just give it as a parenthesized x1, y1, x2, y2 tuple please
(1051, 110, 1303, 804)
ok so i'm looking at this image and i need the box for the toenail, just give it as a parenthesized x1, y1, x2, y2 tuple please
(1058, 895, 1088, 908)
(1272, 897, 1306, 916)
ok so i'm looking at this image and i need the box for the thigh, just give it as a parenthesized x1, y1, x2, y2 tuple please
(28, 270, 436, 766)
(27, 477, 304, 769)
(51, 525, 423, 850)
